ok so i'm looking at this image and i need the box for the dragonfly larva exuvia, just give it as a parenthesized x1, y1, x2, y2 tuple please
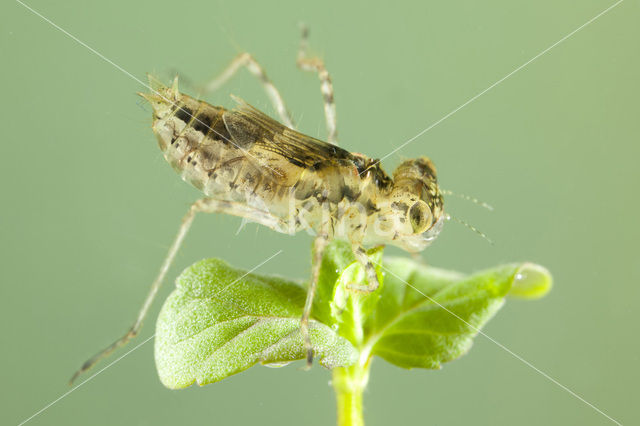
(71, 29, 445, 383)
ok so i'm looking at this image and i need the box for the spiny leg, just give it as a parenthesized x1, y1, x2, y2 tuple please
(300, 205, 331, 367)
(70, 198, 288, 384)
(297, 25, 338, 145)
(347, 244, 380, 293)
(201, 52, 295, 129)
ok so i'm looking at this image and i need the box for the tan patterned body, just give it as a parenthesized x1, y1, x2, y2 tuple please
(142, 79, 445, 252)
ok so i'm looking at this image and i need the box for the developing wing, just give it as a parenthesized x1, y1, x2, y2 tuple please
(224, 97, 354, 172)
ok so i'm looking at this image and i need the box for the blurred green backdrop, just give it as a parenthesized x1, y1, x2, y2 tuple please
(2, 0, 638, 425)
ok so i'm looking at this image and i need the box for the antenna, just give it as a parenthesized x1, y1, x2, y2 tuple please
(441, 189, 494, 211)
(445, 214, 494, 245)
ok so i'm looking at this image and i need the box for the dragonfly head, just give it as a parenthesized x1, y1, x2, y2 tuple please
(377, 157, 445, 252)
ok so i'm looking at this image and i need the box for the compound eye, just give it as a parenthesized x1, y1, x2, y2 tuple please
(408, 201, 432, 234)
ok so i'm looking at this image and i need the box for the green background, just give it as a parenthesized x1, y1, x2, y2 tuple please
(2, 0, 638, 425)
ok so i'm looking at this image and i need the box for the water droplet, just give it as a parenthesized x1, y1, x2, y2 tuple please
(511, 263, 552, 299)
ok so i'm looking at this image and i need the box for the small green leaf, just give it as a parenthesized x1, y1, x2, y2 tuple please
(330, 245, 384, 346)
(155, 258, 357, 389)
(364, 261, 552, 369)
(312, 241, 358, 327)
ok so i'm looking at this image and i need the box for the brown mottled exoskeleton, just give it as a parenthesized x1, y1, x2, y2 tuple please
(71, 29, 444, 383)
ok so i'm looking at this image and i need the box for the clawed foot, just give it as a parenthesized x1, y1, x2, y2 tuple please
(303, 348, 314, 370)
(346, 282, 378, 294)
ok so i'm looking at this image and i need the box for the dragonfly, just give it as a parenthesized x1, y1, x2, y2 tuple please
(71, 28, 445, 383)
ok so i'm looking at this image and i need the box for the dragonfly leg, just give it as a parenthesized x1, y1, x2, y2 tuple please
(202, 52, 295, 129)
(297, 24, 338, 145)
(70, 198, 288, 384)
(300, 204, 331, 367)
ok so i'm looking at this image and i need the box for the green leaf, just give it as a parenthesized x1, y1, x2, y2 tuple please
(155, 258, 358, 389)
(371, 257, 464, 333)
(363, 260, 552, 369)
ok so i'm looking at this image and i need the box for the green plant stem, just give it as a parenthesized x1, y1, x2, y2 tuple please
(332, 359, 371, 426)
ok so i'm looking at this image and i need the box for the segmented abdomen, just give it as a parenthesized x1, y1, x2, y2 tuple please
(151, 96, 300, 214)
